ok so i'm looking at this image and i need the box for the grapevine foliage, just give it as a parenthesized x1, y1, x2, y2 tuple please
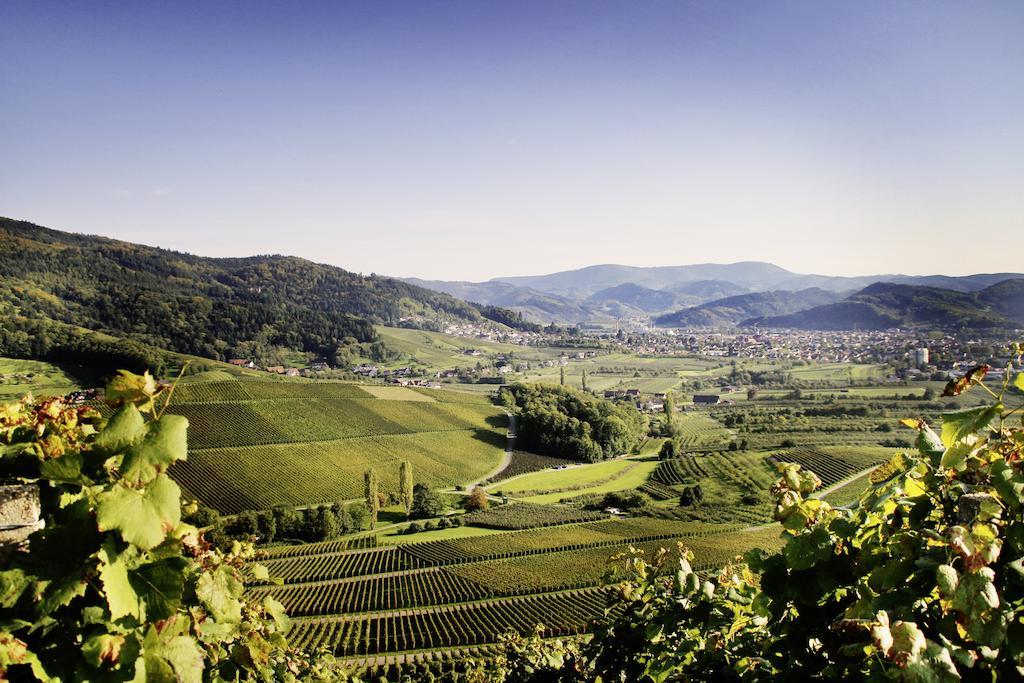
(0, 371, 356, 682)
(491, 357, 1024, 681)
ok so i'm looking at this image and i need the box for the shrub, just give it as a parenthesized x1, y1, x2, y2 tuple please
(464, 485, 490, 512)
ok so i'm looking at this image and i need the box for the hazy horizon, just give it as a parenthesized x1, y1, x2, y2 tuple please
(2, 1, 1022, 280)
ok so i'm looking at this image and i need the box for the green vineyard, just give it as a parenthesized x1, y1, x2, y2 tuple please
(284, 587, 619, 657)
(164, 378, 508, 513)
(651, 457, 708, 485)
(674, 414, 733, 450)
(253, 519, 716, 585)
(248, 568, 490, 616)
(249, 521, 781, 659)
(770, 446, 894, 487)
(462, 503, 606, 530)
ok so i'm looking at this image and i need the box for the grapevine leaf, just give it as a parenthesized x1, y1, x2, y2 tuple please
(197, 619, 238, 643)
(129, 556, 188, 621)
(120, 415, 189, 485)
(0, 570, 30, 609)
(1015, 372, 1024, 392)
(105, 370, 161, 412)
(262, 596, 290, 632)
(37, 450, 86, 485)
(97, 475, 182, 550)
(783, 526, 832, 570)
(990, 459, 1024, 511)
(940, 435, 983, 470)
(196, 565, 243, 624)
(916, 423, 945, 459)
(98, 544, 142, 622)
(250, 563, 270, 582)
(940, 405, 1000, 449)
(142, 624, 203, 683)
(942, 364, 990, 397)
(81, 633, 126, 668)
(93, 403, 146, 455)
(0, 633, 51, 681)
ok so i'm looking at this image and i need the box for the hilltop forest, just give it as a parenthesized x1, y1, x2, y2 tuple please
(0, 218, 528, 372)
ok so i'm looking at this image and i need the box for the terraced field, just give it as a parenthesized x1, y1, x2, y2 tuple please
(165, 379, 508, 513)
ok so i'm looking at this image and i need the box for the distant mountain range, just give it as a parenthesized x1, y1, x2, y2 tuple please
(653, 288, 843, 328)
(747, 282, 1024, 331)
(407, 262, 1024, 329)
(3, 218, 1021, 365)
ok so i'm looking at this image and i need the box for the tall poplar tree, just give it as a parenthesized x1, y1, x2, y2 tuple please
(399, 461, 414, 517)
(364, 468, 379, 529)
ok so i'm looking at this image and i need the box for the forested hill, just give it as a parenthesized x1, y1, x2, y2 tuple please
(653, 288, 841, 327)
(0, 217, 488, 364)
(748, 281, 1024, 330)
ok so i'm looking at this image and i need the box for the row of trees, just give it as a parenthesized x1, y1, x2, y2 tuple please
(363, 462, 451, 525)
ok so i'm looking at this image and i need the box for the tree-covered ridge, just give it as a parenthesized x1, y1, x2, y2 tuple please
(502, 383, 647, 462)
(750, 281, 1024, 331)
(0, 217, 487, 363)
(653, 287, 841, 328)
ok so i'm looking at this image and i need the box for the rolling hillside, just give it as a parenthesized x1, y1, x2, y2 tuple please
(401, 278, 602, 324)
(654, 288, 842, 327)
(158, 378, 509, 514)
(749, 281, 1024, 330)
(0, 217, 491, 366)
(409, 261, 1024, 324)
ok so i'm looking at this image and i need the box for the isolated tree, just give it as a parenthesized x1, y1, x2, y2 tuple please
(663, 392, 675, 419)
(364, 468, 379, 529)
(465, 486, 490, 512)
(659, 439, 681, 460)
(399, 460, 414, 516)
(348, 502, 369, 531)
(316, 507, 339, 540)
(582, 369, 588, 391)
(560, 366, 565, 386)
(410, 483, 443, 519)
(679, 484, 703, 507)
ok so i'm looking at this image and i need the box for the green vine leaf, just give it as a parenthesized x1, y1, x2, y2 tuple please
(93, 403, 146, 455)
(196, 565, 243, 624)
(97, 475, 182, 550)
(990, 459, 1024, 511)
(98, 543, 142, 622)
(141, 620, 203, 683)
(783, 526, 832, 570)
(940, 405, 1001, 449)
(119, 415, 189, 485)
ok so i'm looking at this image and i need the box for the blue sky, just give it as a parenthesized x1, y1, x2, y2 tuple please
(2, 1, 1022, 280)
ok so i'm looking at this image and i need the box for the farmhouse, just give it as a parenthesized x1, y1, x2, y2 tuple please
(693, 394, 721, 405)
